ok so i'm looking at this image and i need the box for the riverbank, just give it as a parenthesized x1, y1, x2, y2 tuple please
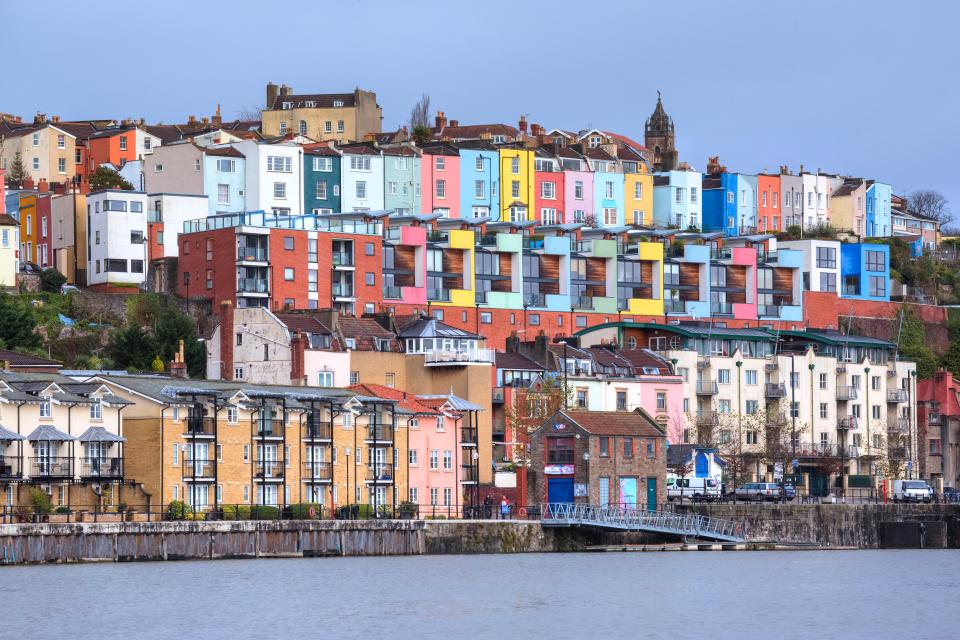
(2, 504, 958, 565)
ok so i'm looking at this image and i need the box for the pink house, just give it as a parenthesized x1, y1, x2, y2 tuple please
(421, 145, 461, 218)
(562, 157, 594, 224)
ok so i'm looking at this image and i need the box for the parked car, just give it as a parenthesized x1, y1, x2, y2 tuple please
(20, 262, 40, 274)
(60, 284, 80, 294)
(942, 487, 960, 503)
(667, 476, 721, 502)
(778, 482, 797, 502)
(891, 480, 933, 503)
(734, 482, 781, 502)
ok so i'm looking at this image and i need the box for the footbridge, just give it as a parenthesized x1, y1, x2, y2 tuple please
(541, 503, 746, 543)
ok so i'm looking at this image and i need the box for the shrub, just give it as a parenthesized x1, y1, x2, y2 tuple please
(29, 488, 52, 515)
(54, 506, 69, 515)
(166, 500, 188, 520)
(40, 268, 67, 293)
(221, 505, 251, 520)
(185, 511, 206, 521)
(248, 505, 280, 520)
(289, 503, 322, 520)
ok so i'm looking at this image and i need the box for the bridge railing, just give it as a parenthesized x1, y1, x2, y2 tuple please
(541, 503, 745, 541)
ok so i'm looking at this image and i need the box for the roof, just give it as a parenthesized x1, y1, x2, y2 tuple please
(584, 147, 616, 161)
(269, 93, 355, 110)
(0, 425, 25, 441)
(275, 313, 333, 336)
(395, 316, 482, 340)
(575, 321, 776, 342)
(0, 214, 19, 226)
(434, 123, 518, 140)
(417, 394, 483, 412)
(26, 424, 75, 442)
(77, 426, 125, 443)
(346, 383, 439, 415)
(302, 143, 341, 157)
(776, 329, 895, 349)
(603, 131, 649, 153)
(0, 350, 62, 369)
(496, 352, 545, 371)
(558, 409, 664, 438)
(338, 317, 394, 340)
(204, 146, 245, 158)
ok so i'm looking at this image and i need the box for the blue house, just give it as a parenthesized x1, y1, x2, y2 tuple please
(865, 181, 892, 237)
(203, 147, 246, 215)
(303, 146, 341, 214)
(588, 148, 624, 227)
(738, 174, 758, 234)
(840, 243, 889, 301)
(457, 141, 500, 220)
(701, 172, 738, 235)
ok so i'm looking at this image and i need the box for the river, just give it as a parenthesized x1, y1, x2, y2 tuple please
(3, 551, 957, 639)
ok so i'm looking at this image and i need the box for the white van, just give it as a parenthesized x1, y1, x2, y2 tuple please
(892, 480, 933, 503)
(667, 476, 721, 501)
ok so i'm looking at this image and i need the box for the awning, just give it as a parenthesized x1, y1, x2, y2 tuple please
(0, 425, 25, 441)
(77, 426, 125, 443)
(26, 424, 76, 442)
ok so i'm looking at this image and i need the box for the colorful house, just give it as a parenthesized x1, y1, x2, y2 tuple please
(533, 148, 564, 225)
(701, 171, 738, 235)
(457, 141, 500, 219)
(865, 181, 892, 238)
(382, 145, 420, 216)
(303, 144, 341, 215)
(652, 170, 701, 230)
(840, 243, 890, 301)
(81, 125, 156, 178)
(559, 147, 593, 225)
(498, 145, 535, 223)
(829, 178, 866, 236)
(18, 193, 52, 268)
(0, 211, 18, 287)
(587, 148, 624, 227)
(621, 147, 652, 226)
(420, 144, 460, 218)
(757, 173, 781, 232)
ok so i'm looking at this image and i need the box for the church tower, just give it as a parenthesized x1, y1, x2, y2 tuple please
(645, 91, 678, 172)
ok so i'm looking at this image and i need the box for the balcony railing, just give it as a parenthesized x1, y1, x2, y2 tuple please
(794, 443, 860, 458)
(80, 457, 122, 479)
(837, 416, 859, 430)
(710, 248, 733, 261)
(365, 425, 394, 442)
(427, 231, 449, 243)
(424, 348, 496, 366)
(332, 252, 354, 267)
(182, 458, 213, 480)
(237, 278, 269, 294)
(366, 463, 394, 483)
(332, 283, 355, 298)
(304, 422, 332, 441)
(185, 417, 216, 437)
(427, 288, 451, 302)
(253, 419, 285, 439)
(523, 292, 546, 307)
(695, 411, 718, 426)
(302, 461, 333, 481)
(460, 427, 478, 445)
(758, 304, 781, 318)
(571, 240, 593, 254)
(0, 455, 22, 478)
(664, 299, 686, 313)
(237, 247, 268, 261)
(572, 295, 594, 310)
(254, 461, 284, 480)
(758, 250, 778, 263)
(695, 380, 719, 395)
(887, 389, 908, 403)
(836, 386, 858, 401)
(478, 234, 499, 247)
(888, 417, 910, 433)
(710, 302, 733, 315)
(461, 465, 479, 483)
(765, 383, 786, 398)
(382, 285, 403, 299)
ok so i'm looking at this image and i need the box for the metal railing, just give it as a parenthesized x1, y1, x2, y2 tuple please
(710, 302, 733, 315)
(710, 248, 733, 261)
(237, 278, 268, 293)
(758, 304, 781, 318)
(427, 231, 449, 243)
(664, 299, 686, 313)
(794, 443, 859, 458)
(366, 464, 394, 483)
(461, 465, 479, 483)
(365, 426, 394, 442)
(887, 389, 908, 403)
(332, 283, 355, 298)
(253, 461, 284, 479)
(540, 502, 745, 542)
(29, 457, 73, 478)
(695, 411, 718, 426)
(302, 462, 333, 481)
(837, 416, 859, 430)
(424, 348, 496, 365)
(460, 427, 478, 445)
(332, 252, 354, 267)
(237, 247, 268, 261)
(185, 417, 216, 437)
(0, 455, 22, 478)
(764, 383, 786, 398)
(572, 295, 594, 310)
(304, 422, 333, 440)
(382, 285, 403, 299)
(254, 419, 285, 438)
(695, 380, 719, 395)
(523, 292, 546, 307)
(427, 288, 451, 302)
(836, 386, 858, 401)
(80, 457, 123, 479)
(182, 458, 213, 480)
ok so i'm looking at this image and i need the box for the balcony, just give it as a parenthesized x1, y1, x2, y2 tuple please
(253, 419, 285, 439)
(836, 386, 858, 401)
(695, 380, 719, 395)
(571, 240, 593, 254)
(710, 248, 733, 261)
(461, 464, 479, 483)
(383, 285, 403, 299)
(237, 247, 268, 262)
(427, 230, 449, 243)
(304, 421, 332, 441)
(0, 455, 22, 479)
(794, 443, 859, 458)
(695, 411, 718, 426)
(237, 278, 269, 294)
(332, 252, 354, 267)
(710, 302, 733, 316)
(253, 461, 284, 480)
(758, 250, 778, 263)
(478, 234, 499, 247)
(461, 427, 478, 446)
(302, 461, 333, 482)
(888, 417, 910, 433)
(332, 283, 355, 298)
(492, 388, 505, 404)
(424, 347, 496, 367)
(572, 295, 594, 310)
(758, 304, 781, 318)
(523, 292, 546, 307)
(887, 389, 908, 403)
(80, 457, 123, 480)
(366, 463, 394, 483)
(765, 383, 786, 398)
(664, 299, 686, 314)
(182, 458, 213, 481)
(427, 288, 451, 302)
(185, 417, 216, 438)
(837, 416, 859, 431)
(365, 425, 394, 443)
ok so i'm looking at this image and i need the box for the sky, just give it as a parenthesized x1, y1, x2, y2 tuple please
(4, 0, 959, 218)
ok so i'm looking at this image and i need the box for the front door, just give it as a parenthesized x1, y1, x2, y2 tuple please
(646, 477, 658, 511)
(547, 477, 574, 504)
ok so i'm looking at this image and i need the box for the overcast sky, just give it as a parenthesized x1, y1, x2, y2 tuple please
(6, 0, 958, 217)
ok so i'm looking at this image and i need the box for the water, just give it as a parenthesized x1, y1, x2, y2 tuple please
(3, 551, 958, 640)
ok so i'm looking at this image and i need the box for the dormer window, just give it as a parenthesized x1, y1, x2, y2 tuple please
(282, 102, 292, 109)
(332, 100, 344, 107)
(305, 101, 316, 108)
(344, 338, 356, 349)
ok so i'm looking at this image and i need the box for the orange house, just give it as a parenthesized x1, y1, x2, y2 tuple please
(80, 126, 148, 178)
(18, 193, 52, 267)
(757, 173, 781, 233)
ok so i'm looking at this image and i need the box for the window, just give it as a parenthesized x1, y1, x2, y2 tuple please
(267, 156, 292, 172)
(690, 187, 698, 203)
(474, 180, 485, 199)
(58, 157, 66, 173)
(217, 184, 230, 205)
(316, 181, 328, 199)
(623, 437, 633, 458)
(634, 182, 643, 200)
(365, 242, 375, 256)
(866, 250, 885, 272)
(745, 400, 759, 415)
(480, 311, 492, 324)
(717, 369, 731, 384)
(816, 246, 836, 269)
(599, 437, 609, 457)
(443, 450, 452, 470)
(511, 157, 520, 174)
(32, 157, 39, 170)
(317, 371, 333, 387)
(429, 450, 439, 470)
(529, 313, 540, 326)
(273, 182, 287, 199)
(511, 180, 520, 199)
(820, 403, 829, 419)
(349, 156, 371, 171)
(576, 388, 588, 408)
(542, 181, 555, 199)
(475, 156, 484, 171)
(308, 269, 318, 292)
(436, 179, 446, 198)
(603, 208, 617, 225)
(235, 366, 244, 380)
(871, 376, 881, 391)
(616, 390, 627, 411)
(604, 181, 614, 199)
(819, 373, 828, 389)
(284, 267, 294, 281)
(869, 275, 886, 298)
(656, 391, 667, 411)
(790, 371, 799, 388)
(39, 397, 52, 419)
(356, 181, 367, 199)
(435, 156, 445, 171)
(312, 157, 332, 172)
(575, 181, 583, 200)
(790, 402, 800, 418)
(872, 405, 882, 420)
(820, 272, 837, 292)
(32, 132, 40, 146)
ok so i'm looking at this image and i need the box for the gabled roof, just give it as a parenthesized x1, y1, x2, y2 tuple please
(603, 131, 649, 153)
(275, 313, 333, 336)
(557, 409, 664, 438)
(347, 383, 439, 415)
(302, 143, 341, 157)
(0, 349, 62, 369)
(496, 352, 544, 371)
(77, 426, 125, 443)
(204, 146, 245, 158)
(417, 394, 483, 412)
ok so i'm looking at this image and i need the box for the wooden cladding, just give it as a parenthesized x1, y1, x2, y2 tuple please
(393, 246, 416, 287)
(773, 267, 794, 300)
(493, 254, 513, 292)
(540, 255, 560, 295)
(679, 263, 700, 301)
(443, 249, 464, 290)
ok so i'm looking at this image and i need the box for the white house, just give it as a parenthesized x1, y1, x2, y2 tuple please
(780, 239, 841, 295)
(229, 140, 303, 215)
(147, 193, 209, 259)
(340, 147, 385, 212)
(86, 189, 148, 288)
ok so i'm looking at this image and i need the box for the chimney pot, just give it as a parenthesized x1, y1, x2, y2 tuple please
(518, 114, 528, 133)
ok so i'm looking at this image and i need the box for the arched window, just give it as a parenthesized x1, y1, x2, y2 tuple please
(299, 120, 307, 136)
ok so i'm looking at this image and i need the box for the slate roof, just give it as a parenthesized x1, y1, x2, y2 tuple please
(0, 425, 25, 441)
(275, 313, 333, 336)
(496, 352, 544, 371)
(0, 350, 62, 369)
(394, 317, 481, 340)
(26, 424, 75, 442)
(270, 93, 355, 110)
(77, 426, 125, 443)
(559, 409, 665, 438)
(417, 394, 483, 412)
(204, 146, 245, 158)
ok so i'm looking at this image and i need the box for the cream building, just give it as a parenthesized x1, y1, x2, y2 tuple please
(261, 84, 382, 143)
(0, 123, 80, 183)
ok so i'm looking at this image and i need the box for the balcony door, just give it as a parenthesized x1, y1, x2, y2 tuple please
(85, 442, 108, 475)
(187, 443, 209, 476)
(306, 445, 325, 477)
(257, 444, 277, 477)
(371, 447, 387, 478)
(35, 441, 51, 475)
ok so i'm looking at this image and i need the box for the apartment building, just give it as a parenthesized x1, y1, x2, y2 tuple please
(916, 369, 960, 489)
(86, 189, 149, 290)
(261, 84, 382, 142)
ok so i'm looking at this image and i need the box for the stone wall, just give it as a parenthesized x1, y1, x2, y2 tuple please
(69, 291, 214, 333)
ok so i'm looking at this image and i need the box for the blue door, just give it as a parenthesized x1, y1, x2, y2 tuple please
(548, 478, 574, 504)
(646, 477, 658, 511)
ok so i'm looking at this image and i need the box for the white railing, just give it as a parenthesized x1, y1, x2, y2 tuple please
(541, 502, 745, 542)
(423, 348, 496, 365)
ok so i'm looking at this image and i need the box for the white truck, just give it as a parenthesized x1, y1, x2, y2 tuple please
(891, 480, 933, 503)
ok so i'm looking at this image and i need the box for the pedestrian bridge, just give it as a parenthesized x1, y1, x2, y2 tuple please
(541, 503, 746, 543)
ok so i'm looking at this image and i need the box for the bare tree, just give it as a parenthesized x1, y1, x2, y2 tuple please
(409, 93, 432, 130)
(908, 190, 952, 224)
(235, 105, 263, 121)
(669, 458, 693, 502)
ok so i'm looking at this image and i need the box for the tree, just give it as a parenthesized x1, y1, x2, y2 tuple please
(151, 355, 165, 373)
(89, 166, 133, 191)
(7, 151, 27, 184)
(0, 293, 40, 351)
(908, 190, 952, 225)
(897, 307, 938, 379)
(106, 325, 159, 372)
(408, 93, 431, 130)
(411, 125, 432, 146)
(503, 375, 572, 464)
(235, 105, 263, 121)
(39, 268, 67, 293)
(942, 339, 960, 378)
(669, 458, 693, 502)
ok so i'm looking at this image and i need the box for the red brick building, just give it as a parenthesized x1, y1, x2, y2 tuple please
(916, 369, 960, 490)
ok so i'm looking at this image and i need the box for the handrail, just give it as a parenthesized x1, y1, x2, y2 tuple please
(540, 502, 745, 542)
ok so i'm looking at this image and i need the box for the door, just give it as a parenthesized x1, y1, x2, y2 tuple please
(619, 477, 638, 509)
(35, 441, 50, 475)
(808, 472, 828, 497)
(547, 478, 574, 504)
(646, 477, 658, 511)
(371, 447, 387, 480)
(598, 477, 610, 507)
(257, 444, 277, 477)
(191, 443, 210, 477)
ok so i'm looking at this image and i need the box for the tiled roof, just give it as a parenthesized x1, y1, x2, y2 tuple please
(302, 143, 341, 157)
(435, 123, 518, 140)
(275, 313, 333, 336)
(347, 383, 438, 415)
(496, 352, 544, 371)
(338, 317, 400, 352)
(0, 350, 62, 368)
(338, 144, 380, 156)
(204, 146, 245, 158)
(269, 93, 355, 110)
(0, 214, 19, 226)
(603, 131, 649, 152)
(560, 409, 665, 438)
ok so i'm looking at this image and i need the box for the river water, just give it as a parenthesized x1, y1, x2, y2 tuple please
(3, 551, 957, 639)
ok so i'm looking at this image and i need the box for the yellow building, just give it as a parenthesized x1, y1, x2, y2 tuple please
(623, 152, 654, 226)
(260, 84, 382, 143)
(17, 194, 40, 266)
(499, 145, 536, 222)
(0, 123, 80, 184)
(625, 241, 665, 316)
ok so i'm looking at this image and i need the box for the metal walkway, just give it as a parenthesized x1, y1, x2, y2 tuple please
(541, 503, 746, 543)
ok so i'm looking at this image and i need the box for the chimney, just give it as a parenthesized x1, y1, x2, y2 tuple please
(531, 123, 542, 137)
(51, 116, 60, 123)
(168, 339, 189, 379)
(79, 177, 90, 195)
(201, 116, 209, 125)
(434, 111, 447, 130)
(23, 177, 35, 190)
(266, 82, 279, 109)
(220, 301, 235, 381)
(290, 331, 306, 385)
(449, 119, 459, 128)
(34, 113, 46, 125)
(212, 103, 222, 126)
(188, 115, 196, 125)
(38, 178, 49, 193)
(518, 114, 528, 134)
(799, 163, 805, 174)
(280, 84, 292, 97)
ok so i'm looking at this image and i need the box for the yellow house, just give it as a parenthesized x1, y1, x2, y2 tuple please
(498, 146, 535, 222)
(0, 123, 80, 184)
(18, 194, 38, 266)
(625, 241, 665, 316)
(430, 228, 476, 307)
(622, 149, 653, 226)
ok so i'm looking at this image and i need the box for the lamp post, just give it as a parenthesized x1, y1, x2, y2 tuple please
(909, 369, 917, 480)
(736, 360, 743, 482)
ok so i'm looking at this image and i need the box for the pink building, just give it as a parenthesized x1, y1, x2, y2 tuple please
(421, 145, 461, 218)
(561, 149, 594, 224)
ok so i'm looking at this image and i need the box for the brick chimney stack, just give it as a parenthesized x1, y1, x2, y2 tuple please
(212, 103, 222, 126)
(518, 114, 528, 134)
(220, 300, 234, 381)
(23, 177, 35, 190)
(290, 330, 306, 385)
(449, 119, 459, 128)
(38, 178, 49, 193)
(434, 111, 447, 130)
(169, 339, 189, 379)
